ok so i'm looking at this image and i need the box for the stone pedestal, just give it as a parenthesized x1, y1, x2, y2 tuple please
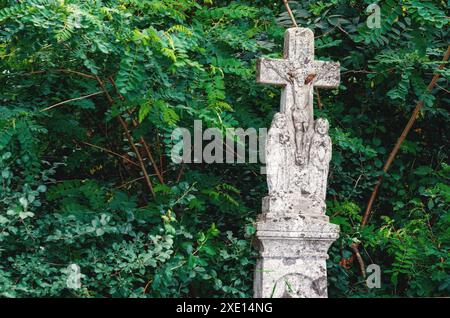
(253, 197, 339, 298)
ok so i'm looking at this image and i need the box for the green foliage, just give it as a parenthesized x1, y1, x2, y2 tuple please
(0, 0, 448, 298)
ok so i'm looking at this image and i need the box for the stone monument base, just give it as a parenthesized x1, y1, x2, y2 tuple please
(253, 210, 339, 298)
(262, 194, 327, 221)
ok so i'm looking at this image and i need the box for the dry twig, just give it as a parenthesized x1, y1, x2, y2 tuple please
(282, 0, 298, 28)
(95, 75, 156, 198)
(41, 91, 103, 112)
(79, 140, 140, 168)
(361, 45, 450, 227)
(352, 45, 450, 278)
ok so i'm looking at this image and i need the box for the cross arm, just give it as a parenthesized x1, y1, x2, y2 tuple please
(256, 58, 288, 86)
(312, 61, 340, 88)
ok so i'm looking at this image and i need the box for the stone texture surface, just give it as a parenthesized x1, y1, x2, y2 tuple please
(254, 213, 339, 298)
(254, 27, 340, 298)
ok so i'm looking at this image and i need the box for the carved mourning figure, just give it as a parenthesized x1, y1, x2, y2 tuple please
(266, 113, 290, 195)
(308, 118, 332, 201)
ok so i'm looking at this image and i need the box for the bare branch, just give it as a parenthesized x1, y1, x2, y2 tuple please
(78, 140, 140, 168)
(107, 76, 166, 185)
(352, 45, 450, 279)
(362, 45, 450, 227)
(282, 0, 298, 28)
(95, 75, 156, 198)
(40, 91, 104, 112)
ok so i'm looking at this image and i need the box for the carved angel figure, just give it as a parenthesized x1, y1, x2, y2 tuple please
(266, 113, 290, 195)
(308, 118, 332, 200)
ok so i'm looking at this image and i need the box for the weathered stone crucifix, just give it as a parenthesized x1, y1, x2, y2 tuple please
(257, 27, 339, 168)
(257, 27, 340, 112)
(253, 28, 340, 298)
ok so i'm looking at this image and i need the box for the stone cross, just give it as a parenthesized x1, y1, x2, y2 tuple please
(253, 28, 340, 298)
(257, 27, 339, 117)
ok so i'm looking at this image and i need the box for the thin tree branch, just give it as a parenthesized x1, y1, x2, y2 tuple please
(361, 45, 450, 227)
(315, 87, 322, 109)
(114, 176, 145, 189)
(108, 76, 165, 185)
(156, 130, 164, 178)
(78, 140, 140, 168)
(117, 116, 156, 198)
(95, 75, 156, 198)
(176, 163, 184, 183)
(40, 91, 104, 112)
(25, 69, 97, 80)
(282, 0, 298, 28)
(436, 83, 450, 94)
(341, 69, 378, 75)
(351, 243, 366, 278)
(143, 279, 153, 295)
(95, 75, 114, 104)
(351, 46, 450, 280)
(141, 140, 165, 184)
(56, 69, 98, 80)
(108, 76, 125, 100)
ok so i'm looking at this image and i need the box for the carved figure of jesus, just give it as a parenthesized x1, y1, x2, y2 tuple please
(292, 106, 308, 165)
(292, 83, 314, 167)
